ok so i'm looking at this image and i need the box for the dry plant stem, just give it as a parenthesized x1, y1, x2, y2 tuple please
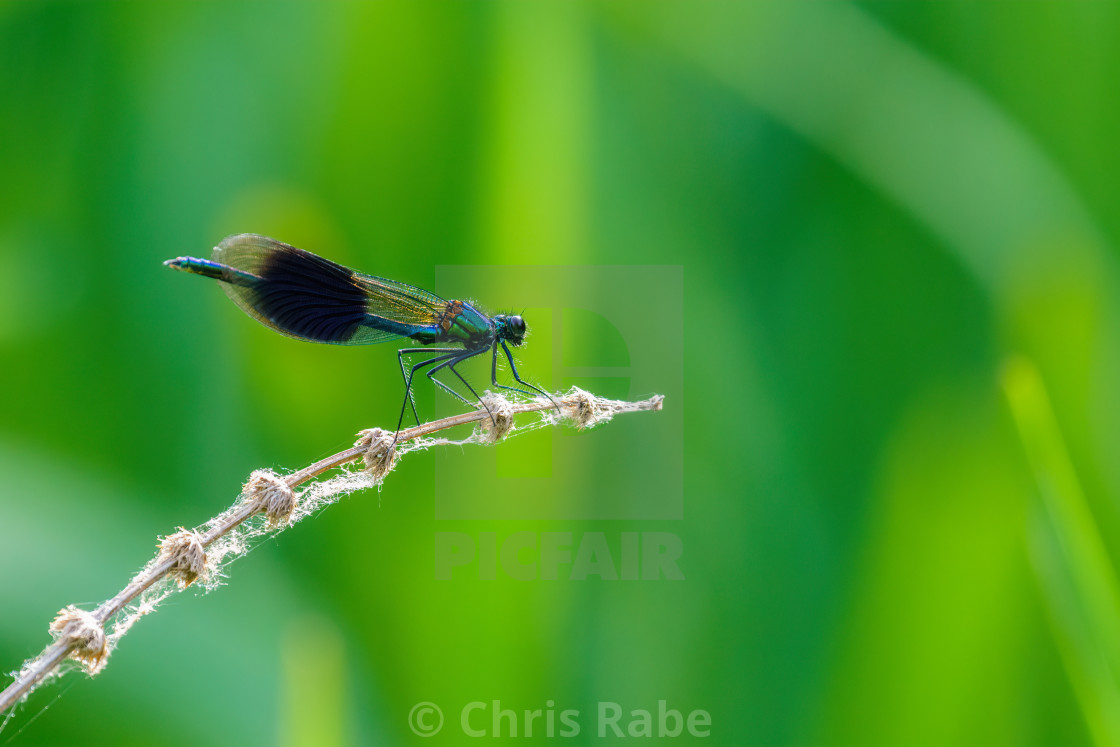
(0, 391, 664, 714)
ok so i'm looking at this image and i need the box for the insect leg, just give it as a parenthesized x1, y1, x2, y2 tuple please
(490, 341, 536, 399)
(428, 346, 495, 426)
(398, 347, 461, 427)
(499, 339, 560, 414)
(427, 368, 476, 408)
(396, 351, 461, 435)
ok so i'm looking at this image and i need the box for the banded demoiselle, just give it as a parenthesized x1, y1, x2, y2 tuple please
(165, 234, 555, 433)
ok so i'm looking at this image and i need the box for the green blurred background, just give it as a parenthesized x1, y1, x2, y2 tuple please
(3, 1, 1120, 745)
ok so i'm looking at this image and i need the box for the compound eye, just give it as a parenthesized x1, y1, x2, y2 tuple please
(510, 315, 526, 335)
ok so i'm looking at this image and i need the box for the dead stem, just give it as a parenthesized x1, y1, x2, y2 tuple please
(0, 388, 663, 715)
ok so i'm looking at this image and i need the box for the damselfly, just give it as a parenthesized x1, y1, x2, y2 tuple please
(165, 234, 555, 432)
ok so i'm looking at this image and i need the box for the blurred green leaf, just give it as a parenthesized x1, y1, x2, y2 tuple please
(1003, 357, 1120, 746)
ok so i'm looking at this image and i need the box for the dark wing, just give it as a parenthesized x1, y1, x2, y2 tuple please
(212, 234, 448, 345)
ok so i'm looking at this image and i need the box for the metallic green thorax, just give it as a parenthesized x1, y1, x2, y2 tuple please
(406, 299, 494, 346)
